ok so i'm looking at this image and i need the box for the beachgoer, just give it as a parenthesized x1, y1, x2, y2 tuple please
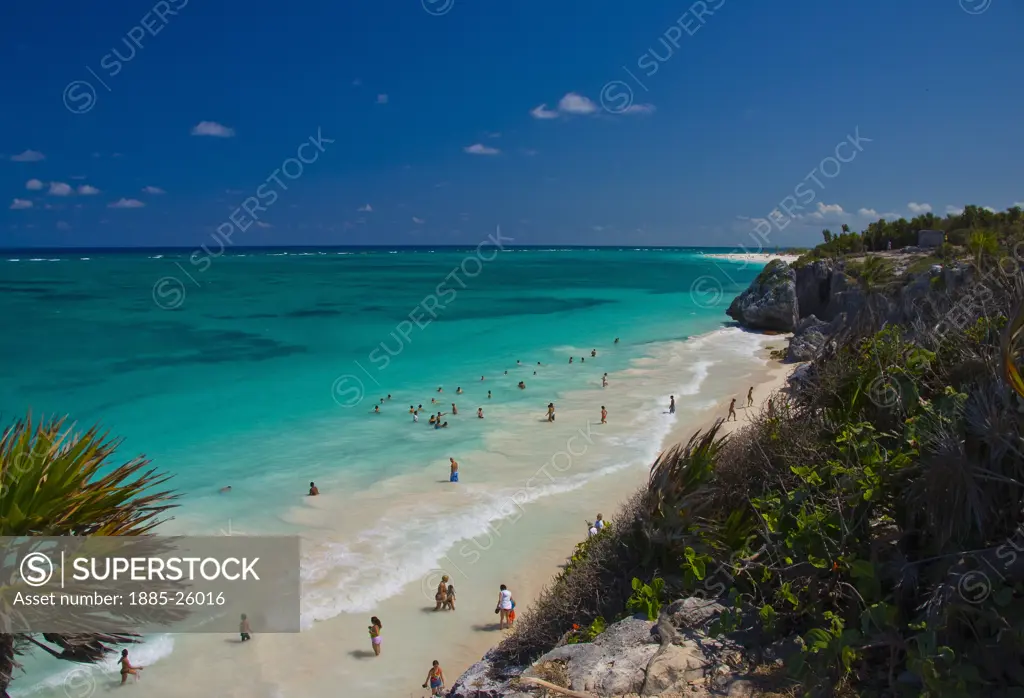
(669, 395, 675, 414)
(431, 397, 437, 404)
(581, 357, 585, 363)
(369, 616, 382, 656)
(602, 373, 608, 388)
(600, 406, 607, 424)
(424, 661, 445, 696)
(518, 381, 526, 390)
(595, 513, 605, 530)
(547, 403, 555, 422)
(568, 357, 573, 364)
(727, 398, 737, 422)
(614, 337, 620, 344)
(308, 482, 319, 496)
(434, 577, 449, 611)
(444, 584, 456, 611)
(504, 370, 508, 375)
(373, 405, 380, 413)
(387, 394, 392, 401)
(747, 386, 754, 407)
(481, 375, 485, 381)
(219, 486, 232, 494)
(509, 598, 516, 626)
(537, 361, 542, 365)
(588, 522, 598, 538)
(437, 387, 443, 393)
(380, 398, 384, 404)
(429, 414, 436, 424)
(449, 458, 459, 482)
(533, 371, 536, 375)
(487, 390, 492, 399)
(456, 387, 463, 394)
(496, 584, 514, 630)
(434, 419, 441, 430)
(118, 649, 142, 685)
(240, 613, 251, 641)
(410, 405, 416, 413)
(477, 408, 484, 418)
(413, 412, 419, 423)
(517, 360, 521, 365)
(418, 404, 423, 412)
(591, 349, 596, 357)
(441, 421, 449, 428)
(767, 397, 774, 416)
(451, 403, 458, 415)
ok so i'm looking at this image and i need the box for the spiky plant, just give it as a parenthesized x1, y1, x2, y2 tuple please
(0, 414, 176, 697)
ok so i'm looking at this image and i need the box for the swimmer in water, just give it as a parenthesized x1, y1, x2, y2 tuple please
(418, 404, 424, 412)
(429, 414, 437, 424)
(387, 394, 392, 400)
(481, 375, 485, 381)
(487, 390, 492, 399)
(219, 486, 232, 494)
(431, 398, 437, 404)
(533, 371, 536, 375)
(581, 357, 585, 363)
(569, 357, 573, 364)
(373, 405, 380, 413)
(308, 482, 319, 496)
(437, 387, 443, 393)
(477, 407, 484, 418)
(413, 412, 419, 422)
(456, 387, 463, 394)
(451, 403, 458, 415)
(614, 337, 620, 343)
(518, 381, 526, 390)
(591, 349, 596, 357)
(410, 405, 416, 413)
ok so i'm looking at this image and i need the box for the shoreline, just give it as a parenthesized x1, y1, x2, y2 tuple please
(25, 329, 797, 698)
(702, 252, 801, 264)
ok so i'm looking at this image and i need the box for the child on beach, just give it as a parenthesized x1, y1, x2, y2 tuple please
(423, 661, 445, 696)
(444, 584, 456, 610)
(601, 406, 607, 424)
(240, 613, 251, 641)
(369, 616, 382, 656)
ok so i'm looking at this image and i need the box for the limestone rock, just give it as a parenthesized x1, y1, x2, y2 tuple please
(787, 315, 830, 362)
(726, 260, 799, 332)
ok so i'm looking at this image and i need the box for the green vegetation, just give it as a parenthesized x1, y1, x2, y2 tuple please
(0, 415, 176, 696)
(498, 255, 1024, 696)
(795, 205, 1024, 267)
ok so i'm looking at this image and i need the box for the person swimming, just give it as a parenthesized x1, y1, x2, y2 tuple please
(477, 407, 484, 418)
(219, 486, 232, 494)
(614, 337, 620, 343)
(568, 357, 573, 364)
(481, 375, 485, 381)
(581, 357, 585, 363)
(413, 412, 419, 422)
(386, 394, 392, 400)
(591, 349, 596, 357)
(429, 414, 437, 424)
(451, 403, 458, 415)
(456, 387, 463, 394)
(308, 482, 319, 496)
(441, 421, 449, 428)
(410, 405, 416, 413)
(437, 387, 443, 392)
(518, 381, 526, 389)
(373, 405, 380, 413)
(487, 390, 492, 399)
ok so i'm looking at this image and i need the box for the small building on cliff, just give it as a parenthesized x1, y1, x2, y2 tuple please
(917, 230, 945, 248)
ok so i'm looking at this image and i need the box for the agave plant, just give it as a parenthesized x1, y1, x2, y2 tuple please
(0, 414, 176, 697)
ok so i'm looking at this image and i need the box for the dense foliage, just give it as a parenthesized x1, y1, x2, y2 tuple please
(498, 251, 1024, 697)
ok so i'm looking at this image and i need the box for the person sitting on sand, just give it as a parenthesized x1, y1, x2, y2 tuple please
(240, 613, 251, 641)
(601, 406, 607, 424)
(451, 403, 458, 415)
(369, 616, 382, 656)
(424, 660, 445, 695)
(747, 386, 754, 407)
(449, 458, 459, 482)
(308, 482, 319, 496)
(727, 398, 737, 422)
(119, 649, 142, 685)
(434, 577, 449, 610)
(456, 387, 463, 394)
(477, 407, 484, 418)
(444, 584, 456, 611)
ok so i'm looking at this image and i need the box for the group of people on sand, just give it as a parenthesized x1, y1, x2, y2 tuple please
(357, 580, 513, 695)
(726, 386, 757, 422)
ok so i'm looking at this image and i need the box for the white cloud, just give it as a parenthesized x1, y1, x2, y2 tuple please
(142, 186, 166, 194)
(191, 121, 236, 137)
(25, 179, 44, 191)
(908, 202, 932, 214)
(376, 94, 388, 104)
(622, 104, 656, 115)
(108, 198, 146, 209)
(464, 143, 500, 155)
(9, 199, 32, 209)
(983, 206, 997, 213)
(77, 185, 101, 195)
(1013, 201, 1024, 208)
(806, 202, 845, 221)
(558, 92, 597, 115)
(48, 182, 73, 196)
(946, 205, 964, 215)
(530, 104, 560, 119)
(858, 208, 880, 218)
(10, 150, 45, 162)
(412, 217, 424, 224)
(358, 204, 373, 212)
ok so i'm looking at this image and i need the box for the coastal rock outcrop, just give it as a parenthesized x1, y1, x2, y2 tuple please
(446, 600, 764, 698)
(786, 315, 830, 362)
(726, 260, 799, 332)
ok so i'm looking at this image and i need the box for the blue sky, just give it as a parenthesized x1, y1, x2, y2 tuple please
(1, 0, 1022, 248)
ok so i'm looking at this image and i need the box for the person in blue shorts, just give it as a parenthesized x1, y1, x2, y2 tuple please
(449, 458, 459, 483)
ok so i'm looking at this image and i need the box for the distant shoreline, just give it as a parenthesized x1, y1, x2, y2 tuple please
(702, 252, 801, 264)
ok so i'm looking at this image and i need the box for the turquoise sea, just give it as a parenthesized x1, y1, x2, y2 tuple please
(0, 246, 766, 694)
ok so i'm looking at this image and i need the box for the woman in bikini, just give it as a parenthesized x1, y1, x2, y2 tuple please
(119, 649, 142, 684)
(423, 661, 445, 696)
(369, 616, 382, 656)
(434, 575, 449, 610)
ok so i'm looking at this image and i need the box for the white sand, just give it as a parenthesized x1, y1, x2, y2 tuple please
(68, 332, 798, 698)
(702, 252, 800, 264)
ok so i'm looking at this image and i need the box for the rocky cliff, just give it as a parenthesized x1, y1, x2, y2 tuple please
(725, 259, 799, 332)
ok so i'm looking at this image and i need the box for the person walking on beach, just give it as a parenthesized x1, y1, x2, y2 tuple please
(727, 398, 737, 422)
(308, 482, 319, 496)
(240, 613, 252, 642)
(449, 458, 459, 483)
(602, 373, 608, 388)
(368, 616, 382, 656)
(747, 387, 754, 407)
(434, 576, 449, 610)
(600, 406, 607, 424)
(669, 396, 675, 414)
(423, 661, 445, 696)
(444, 584, 456, 611)
(118, 649, 142, 685)
(547, 403, 555, 422)
(496, 584, 514, 630)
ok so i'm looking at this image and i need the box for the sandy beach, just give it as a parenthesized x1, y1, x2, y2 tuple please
(57, 331, 797, 698)
(702, 252, 801, 264)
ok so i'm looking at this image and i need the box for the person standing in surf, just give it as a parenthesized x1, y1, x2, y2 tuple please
(449, 458, 459, 483)
(727, 398, 737, 422)
(496, 584, 514, 630)
(369, 616, 382, 656)
(669, 396, 675, 414)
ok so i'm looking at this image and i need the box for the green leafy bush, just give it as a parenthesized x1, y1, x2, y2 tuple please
(626, 577, 665, 621)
